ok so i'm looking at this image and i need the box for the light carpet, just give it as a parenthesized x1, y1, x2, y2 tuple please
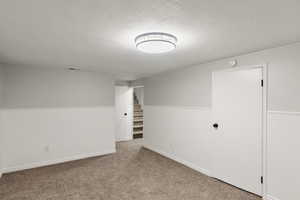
(0, 139, 261, 200)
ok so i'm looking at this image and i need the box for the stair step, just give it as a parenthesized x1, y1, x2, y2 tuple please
(134, 104, 142, 109)
(134, 118, 143, 122)
(133, 124, 143, 128)
(133, 130, 143, 134)
(134, 110, 143, 113)
(134, 120, 143, 124)
(133, 133, 143, 139)
(134, 116, 143, 118)
(134, 112, 143, 115)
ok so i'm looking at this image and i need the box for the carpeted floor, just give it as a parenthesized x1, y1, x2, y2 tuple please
(0, 139, 261, 200)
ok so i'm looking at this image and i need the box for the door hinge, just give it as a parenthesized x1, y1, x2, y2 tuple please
(261, 176, 264, 184)
(261, 79, 264, 87)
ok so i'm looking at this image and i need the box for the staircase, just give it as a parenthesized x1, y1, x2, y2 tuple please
(133, 104, 143, 139)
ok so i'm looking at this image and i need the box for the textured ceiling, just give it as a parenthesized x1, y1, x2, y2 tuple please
(0, 0, 300, 79)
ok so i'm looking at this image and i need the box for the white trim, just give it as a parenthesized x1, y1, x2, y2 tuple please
(262, 64, 268, 200)
(2, 149, 116, 174)
(144, 105, 211, 111)
(268, 110, 300, 115)
(1, 105, 114, 111)
(143, 144, 211, 177)
(131, 85, 144, 89)
(116, 138, 132, 142)
(267, 195, 281, 200)
(214, 64, 266, 73)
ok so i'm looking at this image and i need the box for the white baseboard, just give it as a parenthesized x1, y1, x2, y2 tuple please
(266, 195, 281, 200)
(116, 137, 133, 142)
(143, 144, 211, 177)
(268, 110, 300, 115)
(2, 149, 116, 174)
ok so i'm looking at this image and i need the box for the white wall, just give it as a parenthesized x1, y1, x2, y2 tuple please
(139, 43, 300, 200)
(0, 65, 4, 177)
(143, 106, 211, 175)
(134, 87, 144, 106)
(0, 65, 116, 173)
(267, 111, 300, 200)
(2, 107, 115, 172)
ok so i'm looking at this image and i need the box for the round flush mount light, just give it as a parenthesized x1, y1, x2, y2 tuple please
(135, 32, 177, 54)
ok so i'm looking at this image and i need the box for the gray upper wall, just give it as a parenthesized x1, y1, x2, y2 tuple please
(0, 65, 3, 108)
(2, 65, 115, 108)
(139, 42, 300, 112)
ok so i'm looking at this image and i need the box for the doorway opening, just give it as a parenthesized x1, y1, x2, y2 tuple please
(114, 84, 144, 142)
(133, 86, 144, 139)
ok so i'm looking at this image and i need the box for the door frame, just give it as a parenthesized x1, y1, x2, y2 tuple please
(212, 64, 268, 199)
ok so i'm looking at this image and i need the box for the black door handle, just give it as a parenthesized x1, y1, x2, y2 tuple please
(213, 123, 219, 129)
(124, 113, 127, 116)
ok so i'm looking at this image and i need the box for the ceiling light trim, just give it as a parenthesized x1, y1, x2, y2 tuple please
(135, 32, 178, 43)
(136, 39, 176, 48)
(135, 32, 178, 54)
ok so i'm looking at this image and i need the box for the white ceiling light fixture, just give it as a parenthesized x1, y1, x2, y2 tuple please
(135, 32, 177, 54)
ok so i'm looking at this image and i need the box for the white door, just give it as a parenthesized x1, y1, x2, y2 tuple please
(115, 86, 133, 142)
(212, 67, 263, 195)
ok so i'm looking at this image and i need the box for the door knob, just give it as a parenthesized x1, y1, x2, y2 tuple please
(124, 113, 127, 116)
(213, 123, 219, 129)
